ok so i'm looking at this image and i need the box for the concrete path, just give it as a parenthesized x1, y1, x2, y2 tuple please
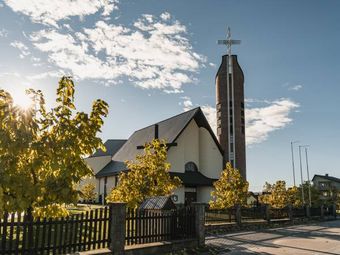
(206, 220, 340, 255)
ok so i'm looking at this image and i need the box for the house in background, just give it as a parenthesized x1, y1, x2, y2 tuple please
(312, 174, 340, 201)
(84, 107, 224, 205)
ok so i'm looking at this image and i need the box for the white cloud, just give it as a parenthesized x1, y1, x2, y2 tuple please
(4, 0, 119, 27)
(201, 105, 217, 134)
(188, 98, 299, 146)
(181, 96, 193, 111)
(10, 40, 31, 58)
(30, 13, 205, 92)
(160, 12, 171, 21)
(209, 62, 216, 67)
(0, 29, 8, 38)
(245, 99, 299, 145)
(288, 84, 303, 91)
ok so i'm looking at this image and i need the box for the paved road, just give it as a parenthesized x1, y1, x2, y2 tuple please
(206, 220, 340, 255)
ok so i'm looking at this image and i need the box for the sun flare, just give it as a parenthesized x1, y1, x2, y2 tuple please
(10, 88, 34, 110)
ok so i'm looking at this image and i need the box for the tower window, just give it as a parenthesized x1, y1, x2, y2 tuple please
(230, 125, 233, 134)
(241, 102, 244, 109)
(185, 162, 198, 172)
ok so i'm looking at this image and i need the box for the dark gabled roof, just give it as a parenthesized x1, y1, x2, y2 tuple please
(90, 139, 127, 158)
(96, 107, 223, 178)
(112, 107, 222, 162)
(139, 196, 176, 210)
(170, 171, 217, 187)
(95, 161, 127, 178)
(312, 174, 340, 183)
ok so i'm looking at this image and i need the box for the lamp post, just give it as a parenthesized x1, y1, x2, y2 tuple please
(290, 141, 299, 187)
(298, 145, 305, 204)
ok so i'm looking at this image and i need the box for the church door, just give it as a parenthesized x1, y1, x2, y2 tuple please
(185, 189, 197, 205)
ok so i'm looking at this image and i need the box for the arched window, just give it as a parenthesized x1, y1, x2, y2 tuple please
(185, 162, 198, 172)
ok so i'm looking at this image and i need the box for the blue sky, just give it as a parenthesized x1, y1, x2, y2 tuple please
(0, 0, 339, 191)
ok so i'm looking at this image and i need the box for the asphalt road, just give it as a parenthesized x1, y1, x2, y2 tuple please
(206, 220, 340, 255)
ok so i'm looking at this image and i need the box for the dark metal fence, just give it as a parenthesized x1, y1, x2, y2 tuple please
(205, 208, 236, 224)
(269, 207, 289, 219)
(0, 207, 111, 255)
(324, 205, 334, 217)
(310, 207, 321, 217)
(292, 207, 306, 218)
(241, 206, 266, 221)
(125, 207, 195, 245)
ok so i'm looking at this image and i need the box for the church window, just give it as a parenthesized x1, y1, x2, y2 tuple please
(241, 102, 244, 109)
(230, 125, 233, 134)
(185, 162, 198, 172)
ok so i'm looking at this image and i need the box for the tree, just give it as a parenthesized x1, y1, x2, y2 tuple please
(259, 181, 302, 208)
(209, 162, 249, 209)
(0, 77, 108, 217)
(106, 139, 182, 208)
(80, 183, 97, 203)
(298, 181, 322, 207)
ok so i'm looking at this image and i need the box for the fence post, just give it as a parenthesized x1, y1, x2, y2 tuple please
(192, 203, 205, 247)
(332, 204, 337, 219)
(236, 204, 242, 226)
(288, 204, 293, 221)
(320, 204, 325, 220)
(305, 205, 311, 219)
(109, 202, 126, 255)
(265, 204, 271, 223)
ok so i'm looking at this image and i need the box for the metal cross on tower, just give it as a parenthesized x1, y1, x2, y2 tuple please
(217, 27, 241, 168)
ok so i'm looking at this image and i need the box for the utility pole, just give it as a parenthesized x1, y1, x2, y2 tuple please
(304, 146, 312, 207)
(298, 145, 305, 204)
(290, 141, 299, 186)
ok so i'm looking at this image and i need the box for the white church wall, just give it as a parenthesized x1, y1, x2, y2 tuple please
(197, 186, 214, 204)
(78, 156, 111, 201)
(167, 120, 200, 173)
(173, 186, 185, 204)
(199, 127, 223, 179)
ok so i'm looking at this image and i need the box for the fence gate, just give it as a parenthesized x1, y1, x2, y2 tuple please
(125, 207, 196, 245)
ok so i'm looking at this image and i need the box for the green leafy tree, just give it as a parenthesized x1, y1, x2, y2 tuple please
(106, 139, 182, 208)
(0, 77, 108, 217)
(298, 182, 322, 206)
(259, 181, 302, 208)
(209, 162, 249, 209)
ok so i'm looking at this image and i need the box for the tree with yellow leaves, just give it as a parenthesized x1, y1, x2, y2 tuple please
(80, 183, 97, 203)
(209, 162, 249, 209)
(0, 77, 108, 217)
(106, 139, 182, 208)
(259, 180, 302, 208)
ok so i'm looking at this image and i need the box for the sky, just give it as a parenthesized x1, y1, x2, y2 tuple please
(0, 0, 339, 191)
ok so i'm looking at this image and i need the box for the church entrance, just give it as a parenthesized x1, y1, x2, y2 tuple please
(184, 187, 197, 205)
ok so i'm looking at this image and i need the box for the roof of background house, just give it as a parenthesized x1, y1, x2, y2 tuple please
(90, 139, 127, 158)
(95, 107, 223, 179)
(312, 174, 340, 183)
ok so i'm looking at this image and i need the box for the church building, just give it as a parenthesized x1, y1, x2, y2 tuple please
(85, 107, 224, 205)
(84, 31, 246, 204)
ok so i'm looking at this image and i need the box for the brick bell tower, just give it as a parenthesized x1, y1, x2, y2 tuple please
(216, 27, 246, 179)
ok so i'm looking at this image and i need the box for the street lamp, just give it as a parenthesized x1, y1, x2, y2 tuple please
(290, 141, 299, 186)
